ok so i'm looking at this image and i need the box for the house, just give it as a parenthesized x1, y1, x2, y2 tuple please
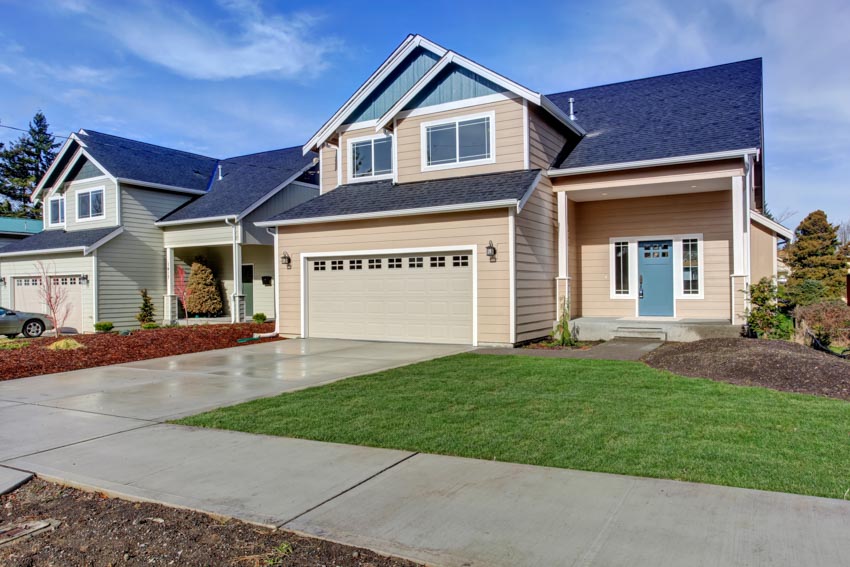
(0, 217, 42, 248)
(0, 129, 317, 332)
(257, 34, 792, 346)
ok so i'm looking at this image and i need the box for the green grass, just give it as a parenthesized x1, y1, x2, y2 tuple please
(176, 354, 850, 499)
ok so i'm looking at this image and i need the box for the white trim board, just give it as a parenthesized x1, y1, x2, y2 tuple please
(548, 148, 759, 177)
(299, 244, 479, 346)
(751, 210, 793, 241)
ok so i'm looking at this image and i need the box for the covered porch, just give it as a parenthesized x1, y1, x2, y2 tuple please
(551, 154, 758, 340)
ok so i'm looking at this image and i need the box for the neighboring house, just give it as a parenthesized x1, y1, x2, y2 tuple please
(0, 130, 317, 332)
(0, 217, 42, 248)
(257, 34, 793, 346)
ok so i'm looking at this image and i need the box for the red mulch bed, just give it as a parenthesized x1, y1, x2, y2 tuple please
(644, 338, 850, 401)
(0, 323, 282, 382)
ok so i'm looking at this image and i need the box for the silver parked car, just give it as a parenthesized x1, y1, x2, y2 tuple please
(0, 307, 54, 338)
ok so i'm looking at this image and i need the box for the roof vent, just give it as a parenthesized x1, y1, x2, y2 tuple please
(217, 164, 223, 181)
(568, 97, 576, 121)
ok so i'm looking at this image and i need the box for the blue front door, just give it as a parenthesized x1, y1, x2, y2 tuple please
(638, 240, 674, 316)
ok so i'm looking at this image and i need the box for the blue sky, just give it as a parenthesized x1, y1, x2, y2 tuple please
(1, 0, 848, 228)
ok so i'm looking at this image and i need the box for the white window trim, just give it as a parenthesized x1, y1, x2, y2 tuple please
(346, 133, 394, 184)
(75, 186, 106, 223)
(420, 110, 496, 173)
(47, 195, 66, 228)
(608, 234, 705, 303)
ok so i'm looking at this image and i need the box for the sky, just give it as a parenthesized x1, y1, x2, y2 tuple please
(0, 0, 848, 229)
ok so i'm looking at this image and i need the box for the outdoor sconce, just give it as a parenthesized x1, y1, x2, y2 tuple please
(0, 277, 5, 286)
(485, 240, 497, 258)
(261, 276, 273, 286)
(281, 251, 292, 269)
(79, 274, 89, 284)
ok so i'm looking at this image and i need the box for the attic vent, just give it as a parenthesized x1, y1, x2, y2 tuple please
(217, 164, 223, 180)
(568, 97, 576, 121)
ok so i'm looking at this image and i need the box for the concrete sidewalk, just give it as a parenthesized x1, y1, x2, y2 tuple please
(5, 424, 849, 567)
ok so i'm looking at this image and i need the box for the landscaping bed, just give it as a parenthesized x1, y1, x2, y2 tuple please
(523, 340, 600, 350)
(0, 478, 418, 567)
(643, 338, 850, 401)
(0, 323, 281, 382)
(178, 353, 850, 499)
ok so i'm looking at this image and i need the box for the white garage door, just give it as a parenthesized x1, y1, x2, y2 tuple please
(14, 276, 84, 333)
(307, 252, 473, 344)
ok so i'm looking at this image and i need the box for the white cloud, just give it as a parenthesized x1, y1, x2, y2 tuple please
(60, 0, 337, 81)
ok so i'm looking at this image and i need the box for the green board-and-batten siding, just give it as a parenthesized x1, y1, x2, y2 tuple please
(404, 64, 506, 110)
(344, 47, 441, 124)
(67, 157, 106, 183)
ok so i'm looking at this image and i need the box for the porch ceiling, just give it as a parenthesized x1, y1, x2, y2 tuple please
(561, 176, 733, 202)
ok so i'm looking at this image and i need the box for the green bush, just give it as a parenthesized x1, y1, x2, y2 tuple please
(141, 322, 160, 330)
(48, 338, 84, 350)
(252, 312, 268, 324)
(93, 321, 114, 332)
(784, 279, 829, 308)
(746, 278, 793, 339)
(136, 288, 156, 325)
(0, 340, 28, 350)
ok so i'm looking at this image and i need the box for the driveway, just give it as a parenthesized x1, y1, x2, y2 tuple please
(0, 338, 469, 460)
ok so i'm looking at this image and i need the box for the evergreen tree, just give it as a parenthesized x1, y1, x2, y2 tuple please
(0, 112, 59, 217)
(136, 288, 156, 325)
(785, 210, 848, 299)
(185, 261, 223, 316)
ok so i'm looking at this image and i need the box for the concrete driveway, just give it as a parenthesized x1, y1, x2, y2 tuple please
(0, 338, 469, 461)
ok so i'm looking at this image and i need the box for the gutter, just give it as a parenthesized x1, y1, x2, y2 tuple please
(0, 226, 124, 258)
(155, 215, 236, 227)
(547, 148, 760, 177)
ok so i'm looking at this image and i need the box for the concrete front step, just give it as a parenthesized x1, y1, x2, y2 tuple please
(573, 317, 741, 342)
(612, 327, 667, 341)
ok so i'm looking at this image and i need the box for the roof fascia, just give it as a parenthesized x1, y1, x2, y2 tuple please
(32, 134, 83, 201)
(83, 226, 124, 255)
(0, 245, 87, 258)
(516, 170, 544, 213)
(374, 52, 455, 132)
(117, 178, 207, 195)
(547, 148, 760, 177)
(751, 210, 794, 241)
(303, 35, 447, 154)
(155, 215, 236, 227)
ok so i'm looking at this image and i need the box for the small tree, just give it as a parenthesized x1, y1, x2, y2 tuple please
(136, 288, 156, 325)
(185, 261, 222, 316)
(35, 261, 71, 335)
(174, 264, 191, 325)
(785, 210, 848, 300)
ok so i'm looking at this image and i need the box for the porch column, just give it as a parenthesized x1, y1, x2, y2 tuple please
(231, 239, 244, 323)
(731, 175, 748, 324)
(556, 192, 570, 320)
(164, 247, 177, 324)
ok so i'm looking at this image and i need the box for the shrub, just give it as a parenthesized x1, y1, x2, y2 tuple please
(783, 279, 829, 308)
(746, 278, 790, 339)
(136, 288, 156, 325)
(141, 322, 160, 330)
(48, 338, 84, 350)
(794, 300, 850, 347)
(94, 321, 114, 332)
(185, 261, 223, 316)
(551, 295, 577, 347)
(252, 312, 267, 324)
(0, 341, 28, 350)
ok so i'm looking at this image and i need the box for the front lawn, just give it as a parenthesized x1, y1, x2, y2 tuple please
(177, 354, 850, 499)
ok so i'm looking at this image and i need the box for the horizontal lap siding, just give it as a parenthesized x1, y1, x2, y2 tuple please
(395, 98, 526, 183)
(277, 210, 511, 344)
(750, 222, 776, 282)
(162, 222, 232, 248)
(0, 253, 94, 330)
(320, 145, 338, 193)
(97, 186, 190, 329)
(46, 178, 119, 232)
(576, 191, 733, 319)
(242, 245, 275, 318)
(514, 109, 567, 342)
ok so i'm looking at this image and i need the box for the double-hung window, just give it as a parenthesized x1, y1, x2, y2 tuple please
(76, 187, 105, 221)
(349, 135, 392, 181)
(421, 111, 495, 171)
(48, 195, 65, 227)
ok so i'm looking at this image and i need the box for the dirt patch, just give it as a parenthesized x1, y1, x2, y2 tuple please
(0, 324, 281, 382)
(523, 340, 601, 351)
(644, 338, 850, 401)
(1, 478, 420, 567)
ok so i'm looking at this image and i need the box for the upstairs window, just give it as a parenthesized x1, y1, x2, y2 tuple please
(349, 135, 392, 180)
(48, 195, 65, 227)
(77, 187, 105, 221)
(422, 111, 494, 171)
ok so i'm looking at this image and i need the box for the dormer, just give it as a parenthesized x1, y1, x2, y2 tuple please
(304, 35, 583, 192)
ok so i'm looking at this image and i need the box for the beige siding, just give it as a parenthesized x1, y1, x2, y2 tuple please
(528, 107, 567, 170)
(0, 253, 94, 331)
(162, 221, 233, 248)
(395, 98, 526, 183)
(97, 186, 191, 329)
(567, 199, 580, 317)
(44, 178, 119, 232)
(277, 209, 511, 345)
(320, 144, 339, 193)
(575, 191, 733, 319)
(243, 182, 319, 245)
(750, 221, 776, 282)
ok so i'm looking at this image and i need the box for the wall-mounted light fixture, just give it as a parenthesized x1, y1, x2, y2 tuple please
(0, 277, 6, 286)
(79, 274, 89, 284)
(485, 240, 497, 258)
(281, 252, 292, 268)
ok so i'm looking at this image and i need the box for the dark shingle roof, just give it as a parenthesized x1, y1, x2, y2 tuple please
(78, 130, 219, 191)
(546, 59, 763, 169)
(157, 147, 316, 223)
(265, 169, 540, 224)
(0, 226, 120, 256)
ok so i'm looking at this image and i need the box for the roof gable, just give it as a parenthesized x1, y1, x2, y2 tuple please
(404, 63, 505, 110)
